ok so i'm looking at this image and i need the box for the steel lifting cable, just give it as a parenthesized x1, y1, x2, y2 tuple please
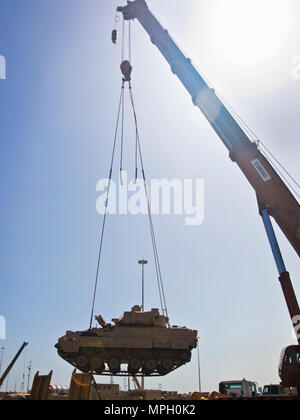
(90, 18, 129, 328)
(128, 20, 138, 184)
(258, 142, 300, 201)
(215, 90, 300, 198)
(89, 82, 125, 329)
(90, 81, 169, 325)
(122, 18, 132, 65)
(121, 17, 125, 62)
(120, 82, 125, 185)
(129, 20, 132, 65)
(118, 14, 168, 316)
(125, 18, 168, 318)
(89, 16, 169, 327)
(194, 60, 300, 197)
(128, 82, 169, 320)
(128, 84, 164, 309)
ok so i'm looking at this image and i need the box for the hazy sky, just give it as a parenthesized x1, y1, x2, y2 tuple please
(1, 0, 300, 394)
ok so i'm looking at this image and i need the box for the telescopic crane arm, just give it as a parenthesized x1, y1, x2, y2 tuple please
(0, 342, 28, 388)
(117, 0, 300, 258)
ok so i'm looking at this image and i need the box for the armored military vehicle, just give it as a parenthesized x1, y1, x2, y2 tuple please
(56, 305, 198, 376)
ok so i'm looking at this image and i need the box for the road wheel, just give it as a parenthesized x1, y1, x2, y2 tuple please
(76, 355, 90, 372)
(162, 358, 173, 371)
(95, 364, 105, 375)
(108, 358, 120, 374)
(179, 350, 190, 361)
(91, 356, 104, 372)
(128, 358, 142, 374)
(158, 358, 173, 375)
(143, 359, 156, 375)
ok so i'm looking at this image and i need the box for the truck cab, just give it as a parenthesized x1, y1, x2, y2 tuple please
(219, 379, 258, 399)
(262, 384, 295, 398)
(279, 345, 300, 392)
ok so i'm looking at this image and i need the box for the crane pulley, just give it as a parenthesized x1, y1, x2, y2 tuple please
(120, 60, 132, 82)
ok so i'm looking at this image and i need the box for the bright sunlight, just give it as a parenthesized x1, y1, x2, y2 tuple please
(212, 0, 291, 67)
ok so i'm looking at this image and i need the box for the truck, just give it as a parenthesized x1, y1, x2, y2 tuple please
(219, 379, 258, 399)
(261, 383, 296, 399)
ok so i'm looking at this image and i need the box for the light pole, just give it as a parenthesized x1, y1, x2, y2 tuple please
(138, 260, 148, 312)
(27, 361, 32, 394)
(0, 347, 5, 376)
(197, 341, 201, 393)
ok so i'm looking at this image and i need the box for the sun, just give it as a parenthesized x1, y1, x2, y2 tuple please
(211, 0, 291, 68)
(187, 0, 295, 96)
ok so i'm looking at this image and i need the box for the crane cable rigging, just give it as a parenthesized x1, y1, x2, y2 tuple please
(216, 91, 300, 202)
(192, 61, 300, 201)
(89, 18, 168, 329)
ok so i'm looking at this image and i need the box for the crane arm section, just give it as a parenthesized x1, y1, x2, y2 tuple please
(133, 376, 142, 390)
(0, 342, 28, 387)
(117, 0, 300, 257)
(117, 0, 251, 152)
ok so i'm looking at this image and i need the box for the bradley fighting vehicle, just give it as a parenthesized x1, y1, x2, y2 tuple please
(56, 305, 198, 376)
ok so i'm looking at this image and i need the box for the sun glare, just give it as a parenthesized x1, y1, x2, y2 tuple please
(187, 0, 296, 96)
(212, 0, 291, 67)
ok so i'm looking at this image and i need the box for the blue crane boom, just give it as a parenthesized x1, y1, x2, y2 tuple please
(116, 1, 300, 390)
(117, 0, 300, 259)
(119, 0, 251, 153)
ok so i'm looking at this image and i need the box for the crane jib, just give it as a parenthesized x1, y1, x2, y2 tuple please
(118, 0, 251, 152)
(117, 0, 300, 258)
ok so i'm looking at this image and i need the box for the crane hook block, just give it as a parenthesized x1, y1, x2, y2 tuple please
(112, 29, 118, 44)
(120, 60, 132, 82)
